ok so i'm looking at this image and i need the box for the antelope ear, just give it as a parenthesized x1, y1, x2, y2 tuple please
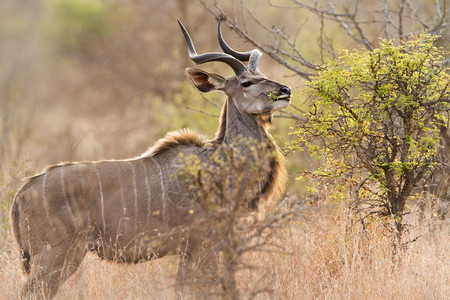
(185, 68, 226, 92)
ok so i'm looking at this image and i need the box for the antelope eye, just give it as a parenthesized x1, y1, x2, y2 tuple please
(241, 81, 253, 88)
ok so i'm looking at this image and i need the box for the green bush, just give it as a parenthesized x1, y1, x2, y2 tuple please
(292, 33, 449, 248)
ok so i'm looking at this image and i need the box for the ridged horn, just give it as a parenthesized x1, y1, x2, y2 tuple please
(178, 20, 248, 75)
(217, 19, 262, 72)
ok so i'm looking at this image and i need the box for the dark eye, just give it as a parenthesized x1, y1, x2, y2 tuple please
(241, 81, 252, 88)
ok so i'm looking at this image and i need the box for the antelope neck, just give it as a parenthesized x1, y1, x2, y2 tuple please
(222, 97, 270, 145)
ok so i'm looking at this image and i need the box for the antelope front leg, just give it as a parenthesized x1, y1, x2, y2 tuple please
(175, 246, 221, 299)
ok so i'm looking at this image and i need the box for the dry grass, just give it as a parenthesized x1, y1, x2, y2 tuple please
(1, 205, 448, 299)
(237, 206, 449, 299)
(1, 1, 447, 299)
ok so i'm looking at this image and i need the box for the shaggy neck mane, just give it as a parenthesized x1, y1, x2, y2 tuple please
(144, 97, 276, 156)
(142, 97, 287, 210)
(142, 129, 209, 158)
(210, 101, 228, 144)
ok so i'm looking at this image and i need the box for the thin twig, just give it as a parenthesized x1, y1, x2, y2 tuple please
(382, 0, 391, 39)
(197, 90, 222, 109)
(355, 176, 370, 231)
(181, 104, 219, 117)
(275, 109, 308, 122)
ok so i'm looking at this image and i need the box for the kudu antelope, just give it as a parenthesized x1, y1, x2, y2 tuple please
(11, 20, 291, 298)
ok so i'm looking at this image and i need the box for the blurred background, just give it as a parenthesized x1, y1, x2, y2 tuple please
(0, 1, 312, 233)
(1, 0, 448, 231)
(1, 0, 448, 235)
(0, 1, 448, 298)
(0, 0, 313, 184)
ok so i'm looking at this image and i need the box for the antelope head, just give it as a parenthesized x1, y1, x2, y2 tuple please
(178, 20, 291, 116)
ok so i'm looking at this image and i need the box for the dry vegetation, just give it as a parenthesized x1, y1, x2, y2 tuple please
(1, 204, 448, 299)
(0, 0, 448, 299)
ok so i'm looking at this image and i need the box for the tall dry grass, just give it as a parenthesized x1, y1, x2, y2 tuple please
(237, 205, 449, 299)
(1, 1, 447, 299)
(1, 204, 447, 299)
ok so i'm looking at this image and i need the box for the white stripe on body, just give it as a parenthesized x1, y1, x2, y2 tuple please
(139, 160, 152, 219)
(128, 162, 139, 233)
(60, 167, 77, 229)
(94, 166, 106, 232)
(150, 157, 166, 218)
(114, 162, 127, 214)
(76, 167, 91, 226)
(42, 172, 55, 227)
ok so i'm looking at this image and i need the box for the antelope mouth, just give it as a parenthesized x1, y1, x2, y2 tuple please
(276, 95, 291, 101)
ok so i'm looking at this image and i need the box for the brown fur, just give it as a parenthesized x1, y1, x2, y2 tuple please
(144, 110, 287, 211)
(143, 108, 286, 210)
(264, 147, 288, 209)
(10, 21, 291, 299)
(211, 101, 227, 144)
(10, 199, 30, 274)
(250, 127, 288, 213)
(256, 113, 287, 208)
(144, 128, 210, 157)
(23, 162, 79, 183)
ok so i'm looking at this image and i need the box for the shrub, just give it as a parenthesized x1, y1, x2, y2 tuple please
(292, 33, 449, 251)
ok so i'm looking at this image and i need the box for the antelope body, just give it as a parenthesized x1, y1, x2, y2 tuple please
(11, 20, 291, 298)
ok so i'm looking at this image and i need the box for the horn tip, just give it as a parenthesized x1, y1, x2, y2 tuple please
(177, 19, 184, 28)
(217, 18, 222, 33)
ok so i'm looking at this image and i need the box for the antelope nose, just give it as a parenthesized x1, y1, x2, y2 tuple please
(279, 86, 291, 96)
